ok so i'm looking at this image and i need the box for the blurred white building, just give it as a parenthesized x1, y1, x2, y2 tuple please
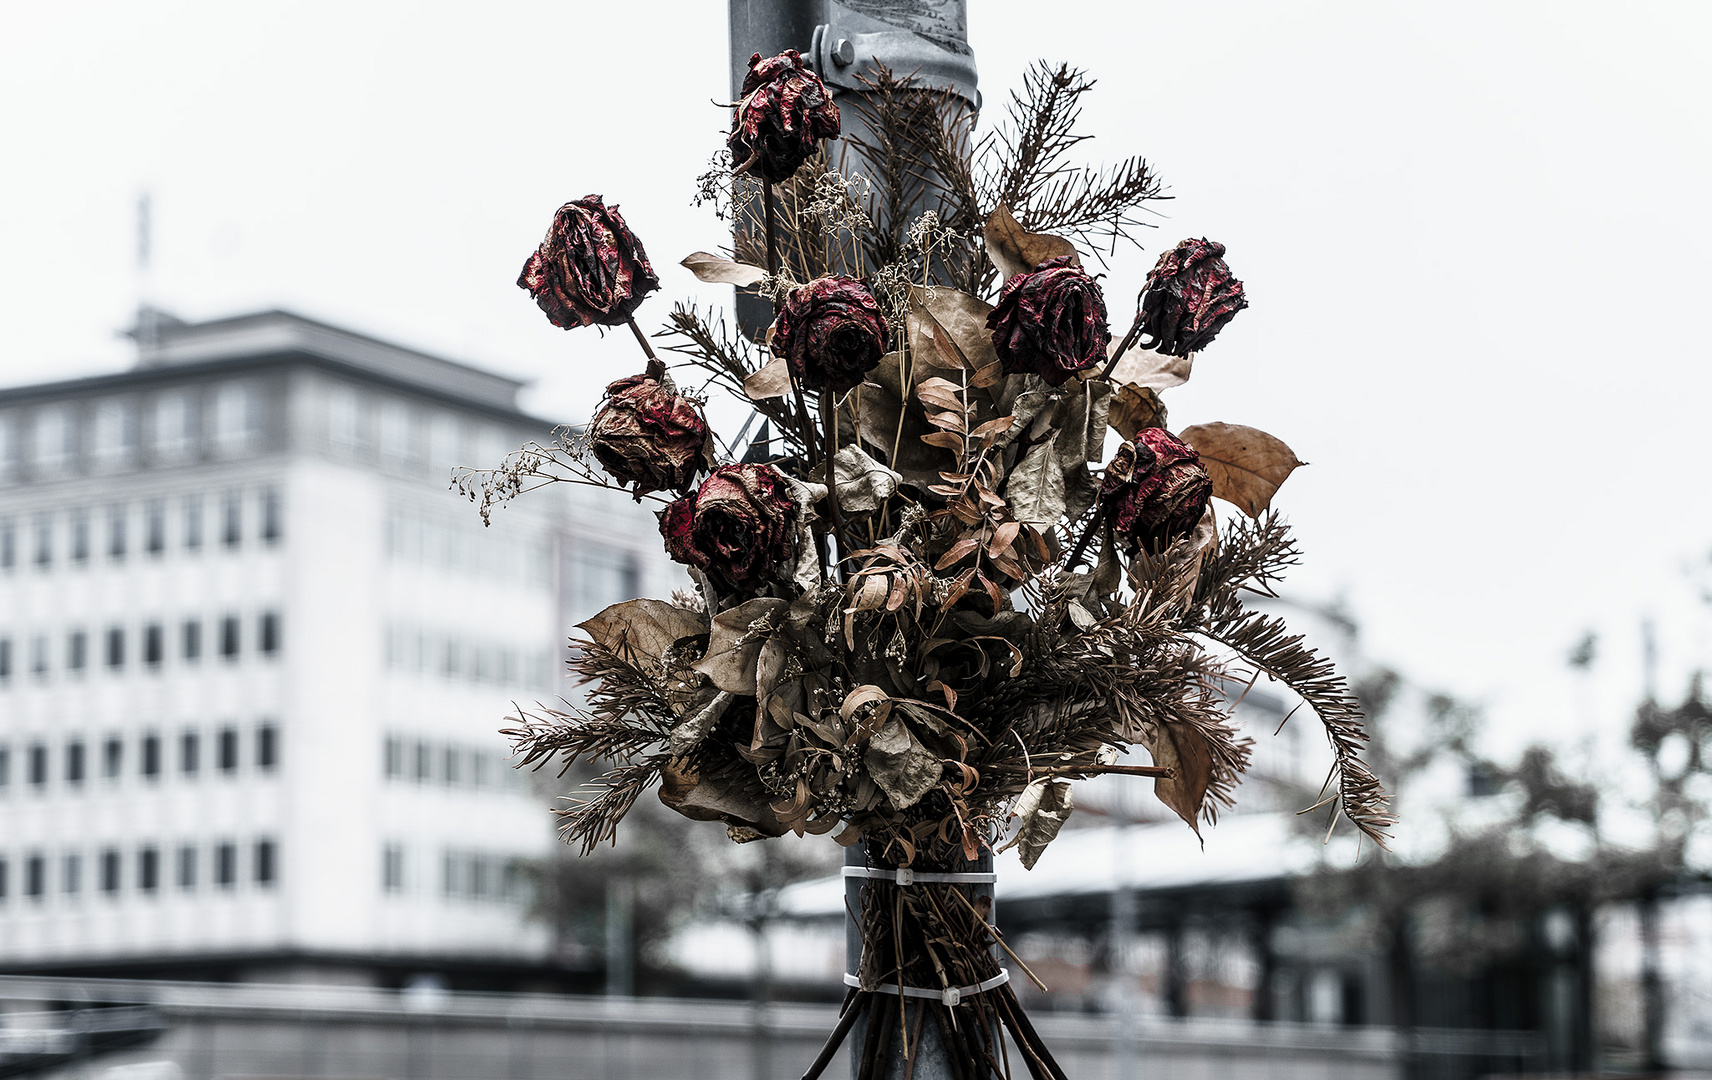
(0, 309, 672, 987)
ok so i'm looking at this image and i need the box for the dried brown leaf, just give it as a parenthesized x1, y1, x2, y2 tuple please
(693, 597, 788, 695)
(577, 600, 708, 666)
(1107, 345, 1193, 391)
(1179, 422, 1304, 517)
(681, 251, 769, 288)
(744, 353, 792, 400)
(1107, 383, 1168, 440)
(982, 204, 1079, 282)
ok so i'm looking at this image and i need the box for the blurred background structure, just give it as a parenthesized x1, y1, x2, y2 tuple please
(0, 307, 675, 989)
(2, 0, 1712, 1078)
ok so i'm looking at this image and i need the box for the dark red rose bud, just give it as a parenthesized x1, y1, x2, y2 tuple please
(1139, 238, 1248, 357)
(660, 463, 798, 590)
(1099, 428, 1212, 553)
(589, 374, 715, 497)
(771, 276, 889, 394)
(518, 196, 660, 329)
(728, 50, 841, 185)
(986, 256, 1111, 387)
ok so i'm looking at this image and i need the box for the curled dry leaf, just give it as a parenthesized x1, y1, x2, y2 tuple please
(1140, 721, 1213, 836)
(668, 688, 735, 755)
(1179, 422, 1304, 517)
(680, 251, 769, 288)
(906, 284, 1000, 376)
(744, 353, 792, 400)
(983, 204, 1080, 283)
(824, 444, 902, 512)
(864, 718, 943, 810)
(1107, 383, 1168, 441)
(693, 597, 789, 695)
(1107, 344, 1194, 391)
(578, 599, 708, 665)
(999, 777, 1074, 871)
(1008, 439, 1067, 527)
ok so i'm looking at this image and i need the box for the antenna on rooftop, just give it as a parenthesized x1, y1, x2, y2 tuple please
(136, 189, 159, 360)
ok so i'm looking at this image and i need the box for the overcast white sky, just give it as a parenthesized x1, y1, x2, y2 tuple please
(3, 1, 1709, 763)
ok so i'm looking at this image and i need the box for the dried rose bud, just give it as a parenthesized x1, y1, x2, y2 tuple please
(986, 256, 1111, 387)
(517, 196, 659, 329)
(1099, 428, 1212, 553)
(589, 374, 715, 497)
(1139, 238, 1248, 356)
(728, 50, 841, 185)
(771, 276, 889, 394)
(660, 463, 798, 590)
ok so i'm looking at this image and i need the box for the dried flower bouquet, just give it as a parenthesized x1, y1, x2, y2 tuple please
(463, 57, 1392, 1080)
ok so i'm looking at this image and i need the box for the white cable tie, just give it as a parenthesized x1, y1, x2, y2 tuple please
(840, 866, 997, 886)
(841, 969, 1010, 1006)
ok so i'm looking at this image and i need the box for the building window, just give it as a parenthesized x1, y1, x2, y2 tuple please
(255, 839, 277, 886)
(31, 635, 48, 678)
(214, 842, 236, 888)
(67, 630, 86, 673)
(0, 638, 9, 682)
(0, 858, 8, 902)
(106, 626, 124, 669)
(176, 845, 197, 891)
(184, 495, 203, 552)
(62, 852, 81, 897)
(145, 500, 165, 555)
(260, 487, 281, 543)
(140, 733, 160, 779)
(154, 391, 192, 462)
(70, 509, 89, 564)
(215, 383, 257, 455)
(107, 505, 126, 561)
(25, 854, 44, 899)
(143, 623, 163, 668)
(413, 741, 431, 783)
(103, 736, 122, 779)
(137, 846, 159, 893)
(441, 850, 458, 898)
(383, 843, 405, 893)
(220, 616, 239, 659)
(384, 736, 404, 779)
(28, 744, 46, 789)
(180, 730, 199, 777)
(443, 745, 461, 787)
(0, 744, 9, 791)
(257, 724, 278, 772)
(33, 514, 52, 569)
(217, 727, 238, 773)
(0, 519, 14, 570)
(222, 491, 241, 548)
(182, 619, 201, 661)
(258, 611, 280, 655)
(65, 740, 84, 786)
(93, 399, 133, 470)
(100, 848, 121, 893)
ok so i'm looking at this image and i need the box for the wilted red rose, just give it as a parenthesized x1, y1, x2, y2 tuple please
(729, 50, 841, 185)
(1099, 428, 1212, 553)
(1139, 238, 1248, 356)
(589, 374, 715, 497)
(660, 464, 797, 590)
(771, 277, 888, 394)
(986, 256, 1111, 387)
(518, 196, 659, 329)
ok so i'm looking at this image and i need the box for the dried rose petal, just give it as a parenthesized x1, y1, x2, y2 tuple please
(1139, 238, 1248, 356)
(589, 374, 715, 497)
(660, 464, 797, 590)
(985, 256, 1111, 387)
(1099, 428, 1212, 553)
(518, 196, 659, 329)
(728, 50, 841, 185)
(771, 276, 888, 394)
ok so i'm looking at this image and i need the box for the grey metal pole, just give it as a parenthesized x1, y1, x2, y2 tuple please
(728, 5, 982, 1075)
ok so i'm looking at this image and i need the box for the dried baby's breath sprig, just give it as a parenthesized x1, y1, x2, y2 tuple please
(453, 428, 652, 525)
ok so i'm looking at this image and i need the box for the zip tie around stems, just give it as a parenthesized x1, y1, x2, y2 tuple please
(843, 969, 1011, 1008)
(841, 867, 997, 886)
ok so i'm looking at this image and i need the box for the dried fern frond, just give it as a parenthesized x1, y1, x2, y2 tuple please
(658, 303, 806, 458)
(1199, 588, 1395, 846)
(552, 759, 666, 854)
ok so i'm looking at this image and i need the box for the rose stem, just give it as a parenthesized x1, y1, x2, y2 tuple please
(800, 989, 866, 1080)
(1099, 310, 1145, 380)
(1064, 505, 1104, 570)
(625, 317, 666, 380)
(823, 395, 844, 530)
(763, 180, 820, 467)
